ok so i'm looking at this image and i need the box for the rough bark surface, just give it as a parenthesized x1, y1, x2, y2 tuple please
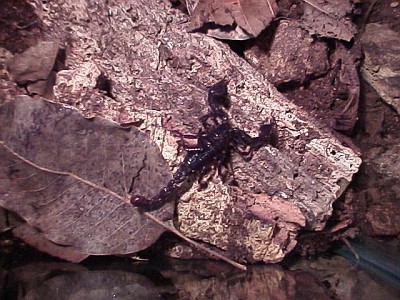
(6, 0, 361, 263)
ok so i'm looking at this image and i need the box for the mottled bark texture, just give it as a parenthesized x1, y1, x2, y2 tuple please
(19, 0, 360, 263)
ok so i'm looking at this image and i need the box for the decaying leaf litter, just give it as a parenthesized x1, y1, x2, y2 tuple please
(0, 0, 364, 268)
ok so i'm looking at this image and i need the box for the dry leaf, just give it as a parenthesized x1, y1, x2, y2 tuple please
(0, 96, 173, 258)
(188, 0, 278, 40)
(301, 0, 357, 41)
(12, 224, 89, 262)
(0, 207, 22, 232)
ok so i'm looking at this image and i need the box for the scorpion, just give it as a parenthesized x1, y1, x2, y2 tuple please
(131, 80, 277, 211)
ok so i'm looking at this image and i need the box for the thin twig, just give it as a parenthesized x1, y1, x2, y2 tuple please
(302, 0, 332, 17)
(342, 237, 359, 260)
(16, 20, 38, 30)
(266, 0, 276, 18)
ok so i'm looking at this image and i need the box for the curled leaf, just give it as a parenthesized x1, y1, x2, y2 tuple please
(188, 0, 278, 40)
(301, 0, 357, 41)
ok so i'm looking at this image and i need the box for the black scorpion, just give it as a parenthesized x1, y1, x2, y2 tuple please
(131, 80, 276, 211)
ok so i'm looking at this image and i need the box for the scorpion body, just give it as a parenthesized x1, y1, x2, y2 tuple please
(131, 80, 276, 211)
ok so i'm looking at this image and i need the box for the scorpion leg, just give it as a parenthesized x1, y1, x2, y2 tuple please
(199, 113, 219, 129)
(197, 163, 216, 189)
(169, 130, 200, 155)
(231, 128, 257, 161)
(231, 119, 276, 161)
(180, 129, 221, 156)
(217, 149, 235, 183)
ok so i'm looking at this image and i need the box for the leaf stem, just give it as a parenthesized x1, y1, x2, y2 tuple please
(0, 140, 124, 201)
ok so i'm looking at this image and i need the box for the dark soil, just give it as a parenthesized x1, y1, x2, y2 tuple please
(0, 0, 43, 53)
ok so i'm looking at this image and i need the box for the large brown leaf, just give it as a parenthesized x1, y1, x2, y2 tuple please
(188, 0, 278, 40)
(0, 96, 173, 257)
(301, 0, 357, 41)
(12, 224, 89, 262)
